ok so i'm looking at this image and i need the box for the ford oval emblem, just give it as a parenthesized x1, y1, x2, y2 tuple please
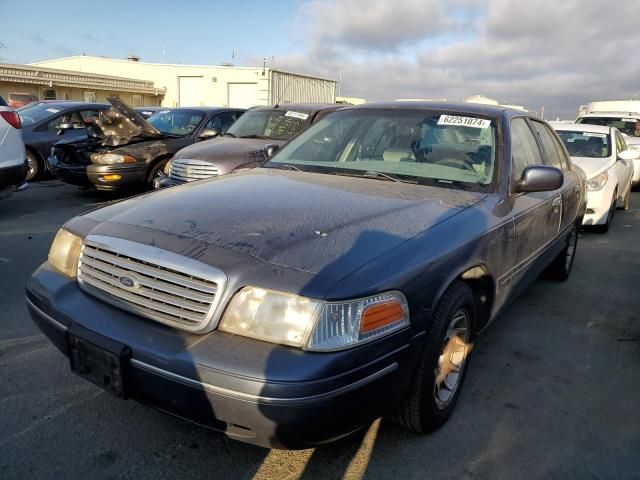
(119, 275, 139, 289)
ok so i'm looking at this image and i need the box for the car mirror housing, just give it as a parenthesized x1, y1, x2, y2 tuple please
(264, 144, 280, 158)
(619, 149, 638, 161)
(516, 165, 564, 193)
(199, 128, 219, 140)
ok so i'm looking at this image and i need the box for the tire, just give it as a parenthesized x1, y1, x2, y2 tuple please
(546, 221, 579, 281)
(619, 182, 631, 210)
(25, 150, 41, 181)
(393, 281, 475, 433)
(145, 159, 169, 190)
(594, 192, 616, 233)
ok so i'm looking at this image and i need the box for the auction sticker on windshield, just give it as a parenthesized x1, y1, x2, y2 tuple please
(285, 111, 309, 120)
(583, 133, 607, 138)
(438, 115, 490, 128)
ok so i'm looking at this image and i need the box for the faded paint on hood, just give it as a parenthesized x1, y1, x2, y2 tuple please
(83, 169, 486, 280)
(570, 156, 615, 179)
(95, 97, 162, 147)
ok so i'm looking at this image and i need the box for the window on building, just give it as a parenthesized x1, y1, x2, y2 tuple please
(42, 89, 57, 100)
(84, 92, 96, 103)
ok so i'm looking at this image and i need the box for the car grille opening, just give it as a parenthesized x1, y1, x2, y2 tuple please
(169, 159, 219, 182)
(77, 238, 225, 331)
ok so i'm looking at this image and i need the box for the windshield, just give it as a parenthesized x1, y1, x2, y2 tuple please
(17, 103, 64, 126)
(264, 109, 498, 191)
(577, 116, 640, 137)
(147, 109, 205, 135)
(557, 131, 612, 158)
(226, 109, 312, 140)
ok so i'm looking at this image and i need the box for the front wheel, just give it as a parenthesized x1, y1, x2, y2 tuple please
(619, 182, 631, 210)
(146, 159, 169, 190)
(546, 222, 579, 281)
(594, 192, 616, 233)
(25, 150, 40, 181)
(393, 281, 475, 433)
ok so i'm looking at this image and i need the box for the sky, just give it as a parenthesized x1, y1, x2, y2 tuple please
(1, 0, 639, 119)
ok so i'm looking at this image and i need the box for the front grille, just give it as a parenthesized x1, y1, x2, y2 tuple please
(169, 158, 219, 182)
(77, 236, 227, 332)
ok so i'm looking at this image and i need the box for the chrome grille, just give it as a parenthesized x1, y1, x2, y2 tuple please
(77, 235, 227, 332)
(169, 158, 219, 182)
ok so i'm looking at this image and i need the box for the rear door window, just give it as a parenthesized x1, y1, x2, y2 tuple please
(530, 121, 567, 169)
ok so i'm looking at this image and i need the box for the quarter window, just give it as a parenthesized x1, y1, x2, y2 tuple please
(510, 118, 543, 182)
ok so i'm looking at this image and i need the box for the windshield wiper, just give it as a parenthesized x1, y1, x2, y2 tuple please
(240, 134, 269, 140)
(269, 163, 302, 171)
(335, 170, 416, 184)
(221, 132, 236, 138)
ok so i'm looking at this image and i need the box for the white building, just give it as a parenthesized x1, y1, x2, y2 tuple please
(31, 55, 337, 109)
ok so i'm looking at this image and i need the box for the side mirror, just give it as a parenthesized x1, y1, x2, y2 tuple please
(56, 122, 75, 136)
(515, 165, 564, 193)
(264, 144, 280, 158)
(619, 149, 638, 161)
(198, 128, 219, 140)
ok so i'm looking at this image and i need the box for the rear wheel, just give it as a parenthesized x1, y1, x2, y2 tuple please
(25, 150, 40, 181)
(393, 281, 475, 432)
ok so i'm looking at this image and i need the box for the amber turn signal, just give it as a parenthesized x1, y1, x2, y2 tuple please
(101, 174, 122, 182)
(360, 301, 405, 333)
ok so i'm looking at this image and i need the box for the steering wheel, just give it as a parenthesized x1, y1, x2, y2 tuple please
(434, 157, 476, 172)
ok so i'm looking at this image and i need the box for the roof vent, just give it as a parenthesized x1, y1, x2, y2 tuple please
(127, 54, 140, 62)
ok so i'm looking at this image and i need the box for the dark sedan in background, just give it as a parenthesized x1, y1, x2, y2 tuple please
(17, 101, 110, 180)
(27, 102, 585, 449)
(48, 98, 244, 191)
(155, 103, 342, 188)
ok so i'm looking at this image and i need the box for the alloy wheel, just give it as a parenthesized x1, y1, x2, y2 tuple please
(434, 308, 470, 410)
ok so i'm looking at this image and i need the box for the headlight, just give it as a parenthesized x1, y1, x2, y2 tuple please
(48, 229, 83, 277)
(587, 172, 608, 191)
(219, 287, 409, 351)
(90, 153, 136, 164)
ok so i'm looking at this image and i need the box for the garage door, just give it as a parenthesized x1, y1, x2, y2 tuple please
(179, 76, 204, 107)
(228, 83, 258, 108)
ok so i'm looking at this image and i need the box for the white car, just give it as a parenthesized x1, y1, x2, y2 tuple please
(575, 112, 640, 185)
(551, 122, 634, 232)
(0, 95, 27, 199)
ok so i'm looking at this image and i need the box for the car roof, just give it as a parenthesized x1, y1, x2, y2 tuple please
(549, 122, 612, 134)
(170, 107, 246, 113)
(251, 103, 342, 114)
(339, 101, 523, 118)
(579, 112, 640, 119)
(22, 101, 110, 109)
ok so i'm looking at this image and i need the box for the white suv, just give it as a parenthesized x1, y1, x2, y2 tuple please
(0, 95, 27, 199)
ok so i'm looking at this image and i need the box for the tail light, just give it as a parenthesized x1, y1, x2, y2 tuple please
(0, 111, 21, 129)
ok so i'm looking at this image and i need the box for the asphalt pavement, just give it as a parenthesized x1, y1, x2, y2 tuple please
(1, 181, 639, 480)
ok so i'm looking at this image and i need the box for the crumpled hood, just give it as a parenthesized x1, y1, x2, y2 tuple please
(173, 136, 285, 164)
(82, 169, 486, 280)
(570, 156, 614, 179)
(94, 96, 162, 147)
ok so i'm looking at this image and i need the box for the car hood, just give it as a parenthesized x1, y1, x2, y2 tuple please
(570, 156, 614, 179)
(94, 96, 163, 147)
(173, 136, 286, 164)
(82, 169, 486, 280)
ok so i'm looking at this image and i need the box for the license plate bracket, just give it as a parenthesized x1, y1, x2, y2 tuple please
(67, 325, 131, 398)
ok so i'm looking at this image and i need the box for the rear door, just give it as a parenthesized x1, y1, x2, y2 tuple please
(530, 120, 580, 232)
(508, 118, 562, 285)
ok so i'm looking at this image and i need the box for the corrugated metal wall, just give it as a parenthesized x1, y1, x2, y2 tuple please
(269, 70, 336, 104)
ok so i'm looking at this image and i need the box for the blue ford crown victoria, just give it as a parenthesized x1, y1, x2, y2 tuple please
(27, 102, 586, 449)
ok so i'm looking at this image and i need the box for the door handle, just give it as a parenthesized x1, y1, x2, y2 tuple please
(552, 196, 562, 214)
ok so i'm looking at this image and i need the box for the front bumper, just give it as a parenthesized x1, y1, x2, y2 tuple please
(27, 263, 415, 449)
(582, 187, 614, 226)
(87, 163, 147, 191)
(47, 155, 91, 187)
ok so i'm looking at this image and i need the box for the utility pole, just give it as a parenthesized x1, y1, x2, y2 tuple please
(0, 42, 6, 62)
(232, 48, 237, 66)
(162, 48, 166, 63)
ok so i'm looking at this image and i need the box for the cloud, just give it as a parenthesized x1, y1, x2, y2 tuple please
(279, 0, 640, 118)
(29, 33, 73, 56)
